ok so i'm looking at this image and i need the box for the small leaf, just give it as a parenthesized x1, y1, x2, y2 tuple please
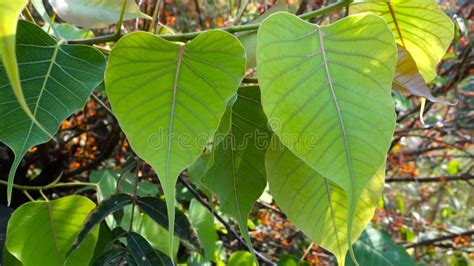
(393, 45, 455, 105)
(6, 195, 99, 266)
(277, 254, 309, 266)
(68, 194, 133, 257)
(257, 12, 396, 262)
(266, 137, 385, 265)
(106, 29, 245, 258)
(189, 199, 218, 262)
(135, 214, 180, 260)
(228, 251, 257, 266)
(0, 20, 106, 204)
(350, 0, 455, 82)
(200, 86, 271, 255)
(49, 0, 152, 29)
(44, 23, 95, 40)
(188, 95, 238, 192)
(136, 197, 202, 252)
(345, 225, 416, 266)
(127, 232, 173, 266)
(92, 249, 127, 266)
(238, 2, 291, 69)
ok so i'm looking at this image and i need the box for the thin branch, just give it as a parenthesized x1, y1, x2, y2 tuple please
(178, 175, 273, 264)
(68, 0, 349, 44)
(404, 230, 474, 249)
(0, 179, 97, 191)
(385, 174, 474, 183)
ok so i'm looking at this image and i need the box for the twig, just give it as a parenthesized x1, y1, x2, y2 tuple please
(178, 175, 274, 264)
(385, 174, 474, 184)
(404, 230, 474, 249)
(68, 0, 348, 44)
(0, 179, 98, 191)
(193, 0, 205, 29)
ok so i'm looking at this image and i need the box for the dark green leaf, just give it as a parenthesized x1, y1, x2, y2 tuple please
(136, 197, 202, 252)
(92, 249, 127, 266)
(0, 205, 12, 263)
(200, 86, 271, 254)
(91, 222, 114, 262)
(127, 232, 172, 266)
(68, 194, 133, 257)
(0, 20, 106, 204)
(345, 225, 416, 266)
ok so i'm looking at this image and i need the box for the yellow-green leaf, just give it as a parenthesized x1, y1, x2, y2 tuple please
(257, 12, 396, 263)
(105, 30, 245, 260)
(394, 45, 453, 104)
(350, 0, 454, 82)
(266, 137, 385, 265)
(5, 196, 99, 266)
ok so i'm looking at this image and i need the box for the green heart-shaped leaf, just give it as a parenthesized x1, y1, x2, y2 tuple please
(199, 86, 271, 256)
(350, 0, 454, 82)
(266, 137, 385, 265)
(105, 30, 245, 258)
(0, 20, 106, 204)
(6, 195, 99, 266)
(257, 12, 396, 260)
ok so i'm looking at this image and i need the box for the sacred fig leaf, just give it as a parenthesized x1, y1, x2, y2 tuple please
(394, 45, 454, 105)
(199, 86, 271, 255)
(257, 12, 396, 261)
(105, 30, 245, 259)
(238, 2, 291, 69)
(350, 0, 454, 82)
(49, 0, 152, 29)
(0, 20, 106, 204)
(5, 195, 99, 266)
(266, 137, 385, 265)
(0, 0, 45, 140)
(345, 225, 416, 266)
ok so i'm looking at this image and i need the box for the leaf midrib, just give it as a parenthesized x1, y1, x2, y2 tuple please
(325, 179, 343, 258)
(387, 2, 406, 48)
(166, 45, 184, 179)
(20, 42, 60, 153)
(229, 124, 245, 230)
(46, 201, 63, 265)
(317, 27, 355, 201)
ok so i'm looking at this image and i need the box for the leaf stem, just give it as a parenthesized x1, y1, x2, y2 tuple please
(115, 0, 129, 37)
(178, 174, 273, 264)
(0, 179, 98, 191)
(68, 0, 349, 44)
